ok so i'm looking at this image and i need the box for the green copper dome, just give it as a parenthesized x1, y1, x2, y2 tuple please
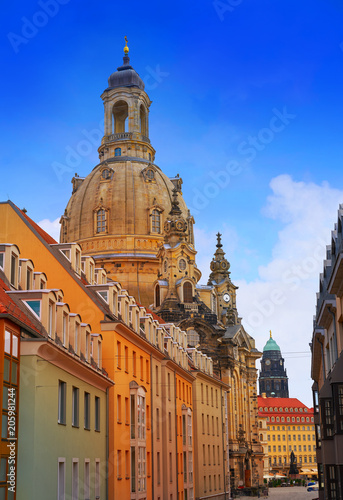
(263, 337, 281, 352)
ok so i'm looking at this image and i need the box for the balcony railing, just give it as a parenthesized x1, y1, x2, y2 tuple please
(105, 132, 150, 144)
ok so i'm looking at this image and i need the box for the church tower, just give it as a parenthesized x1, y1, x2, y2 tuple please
(60, 39, 191, 306)
(259, 332, 289, 398)
(208, 233, 239, 326)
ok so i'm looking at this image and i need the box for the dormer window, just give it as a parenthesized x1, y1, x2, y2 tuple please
(115, 148, 121, 157)
(25, 300, 41, 318)
(10, 253, 18, 287)
(146, 168, 154, 180)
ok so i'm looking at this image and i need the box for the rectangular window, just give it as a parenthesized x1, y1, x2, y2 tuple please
(58, 459, 65, 500)
(10, 253, 17, 286)
(188, 414, 192, 446)
(146, 359, 149, 383)
(183, 451, 187, 478)
(131, 395, 136, 439)
(58, 381, 66, 425)
(125, 450, 129, 478)
(156, 366, 159, 395)
(117, 394, 122, 423)
(131, 447, 136, 493)
(157, 452, 161, 485)
(72, 460, 79, 500)
(168, 372, 171, 400)
(124, 345, 128, 372)
(95, 460, 100, 499)
(0, 253, 3, 269)
(133, 351, 136, 376)
(72, 387, 79, 427)
(322, 399, 334, 438)
(117, 341, 121, 369)
(183, 415, 186, 445)
(125, 397, 129, 425)
(140, 356, 144, 380)
(169, 452, 172, 482)
(156, 408, 160, 439)
(117, 450, 122, 478)
(202, 413, 205, 434)
(188, 451, 193, 483)
(95, 396, 100, 431)
(84, 460, 90, 499)
(84, 392, 90, 430)
(169, 412, 172, 441)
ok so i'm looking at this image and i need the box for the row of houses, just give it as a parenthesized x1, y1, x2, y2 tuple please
(0, 200, 230, 500)
(311, 203, 343, 500)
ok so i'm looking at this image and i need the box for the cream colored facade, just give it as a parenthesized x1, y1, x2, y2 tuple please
(191, 366, 230, 499)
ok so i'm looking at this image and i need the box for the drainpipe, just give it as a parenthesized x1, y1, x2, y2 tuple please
(175, 371, 179, 499)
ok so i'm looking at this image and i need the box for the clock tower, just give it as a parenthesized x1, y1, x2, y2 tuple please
(259, 332, 289, 398)
(208, 233, 239, 325)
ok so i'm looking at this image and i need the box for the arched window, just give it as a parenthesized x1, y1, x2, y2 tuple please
(140, 105, 147, 136)
(183, 282, 193, 303)
(155, 284, 160, 308)
(112, 100, 128, 133)
(96, 209, 106, 233)
(151, 210, 161, 233)
(115, 147, 121, 157)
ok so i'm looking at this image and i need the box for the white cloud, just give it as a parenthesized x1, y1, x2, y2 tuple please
(196, 174, 343, 407)
(237, 175, 343, 406)
(38, 218, 60, 242)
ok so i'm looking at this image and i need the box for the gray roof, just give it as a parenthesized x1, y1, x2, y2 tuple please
(107, 56, 145, 90)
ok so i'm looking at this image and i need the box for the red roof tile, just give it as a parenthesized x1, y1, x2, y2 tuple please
(257, 396, 314, 415)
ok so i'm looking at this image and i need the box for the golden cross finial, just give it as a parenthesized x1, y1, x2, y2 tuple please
(124, 36, 129, 55)
(270, 330, 272, 339)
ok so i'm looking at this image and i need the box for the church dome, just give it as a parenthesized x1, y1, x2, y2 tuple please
(263, 337, 281, 352)
(63, 162, 189, 243)
(60, 42, 193, 306)
(108, 56, 145, 90)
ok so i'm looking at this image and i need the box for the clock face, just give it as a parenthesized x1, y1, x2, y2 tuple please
(265, 359, 271, 366)
(223, 293, 230, 303)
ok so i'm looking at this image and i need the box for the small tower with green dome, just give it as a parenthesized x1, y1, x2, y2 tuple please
(258, 331, 289, 398)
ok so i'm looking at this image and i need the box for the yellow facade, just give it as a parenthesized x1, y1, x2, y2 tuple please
(258, 396, 316, 474)
(191, 369, 230, 499)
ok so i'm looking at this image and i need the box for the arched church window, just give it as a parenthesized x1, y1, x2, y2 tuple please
(151, 210, 161, 233)
(155, 284, 160, 308)
(183, 282, 193, 303)
(115, 148, 121, 157)
(96, 209, 107, 233)
(112, 100, 128, 133)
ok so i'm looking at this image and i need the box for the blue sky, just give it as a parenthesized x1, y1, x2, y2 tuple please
(2, 0, 343, 406)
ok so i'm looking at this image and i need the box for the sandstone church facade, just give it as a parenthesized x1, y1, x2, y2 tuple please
(60, 40, 263, 490)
